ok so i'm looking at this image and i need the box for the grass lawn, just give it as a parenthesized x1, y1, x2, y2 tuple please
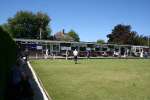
(31, 59, 150, 100)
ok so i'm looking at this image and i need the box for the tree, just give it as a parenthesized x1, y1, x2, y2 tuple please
(6, 11, 51, 39)
(1, 23, 11, 36)
(127, 31, 137, 45)
(0, 26, 17, 99)
(67, 30, 80, 42)
(35, 12, 51, 39)
(107, 24, 131, 44)
(107, 24, 149, 46)
(97, 39, 105, 44)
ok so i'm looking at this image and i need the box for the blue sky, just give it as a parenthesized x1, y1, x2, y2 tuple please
(0, 0, 150, 42)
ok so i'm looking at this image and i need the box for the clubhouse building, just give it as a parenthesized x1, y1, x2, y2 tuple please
(14, 38, 150, 58)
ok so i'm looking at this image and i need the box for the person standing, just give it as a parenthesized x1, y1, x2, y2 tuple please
(73, 49, 78, 64)
(24, 48, 29, 61)
(66, 50, 69, 60)
(45, 49, 49, 59)
(87, 50, 90, 59)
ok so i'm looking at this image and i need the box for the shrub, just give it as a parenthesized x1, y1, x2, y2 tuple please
(0, 26, 17, 100)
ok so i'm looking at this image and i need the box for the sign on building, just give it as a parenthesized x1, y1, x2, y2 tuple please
(61, 47, 71, 50)
(37, 46, 43, 50)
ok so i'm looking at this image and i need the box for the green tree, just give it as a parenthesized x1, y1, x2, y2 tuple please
(7, 11, 51, 39)
(107, 24, 131, 44)
(127, 31, 137, 45)
(67, 30, 80, 42)
(63, 35, 74, 41)
(35, 12, 51, 39)
(107, 24, 149, 46)
(1, 24, 11, 35)
(127, 31, 149, 46)
(97, 39, 105, 44)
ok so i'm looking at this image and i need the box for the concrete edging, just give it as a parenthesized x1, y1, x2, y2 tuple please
(27, 61, 52, 100)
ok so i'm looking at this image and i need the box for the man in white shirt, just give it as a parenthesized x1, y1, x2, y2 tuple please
(45, 49, 49, 59)
(73, 49, 78, 64)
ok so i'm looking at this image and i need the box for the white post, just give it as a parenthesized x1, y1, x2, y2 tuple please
(66, 50, 68, 60)
(119, 46, 121, 57)
(40, 28, 42, 40)
(53, 54, 55, 60)
(45, 43, 48, 59)
(140, 49, 143, 58)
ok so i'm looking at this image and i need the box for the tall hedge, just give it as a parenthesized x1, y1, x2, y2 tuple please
(0, 26, 17, 100)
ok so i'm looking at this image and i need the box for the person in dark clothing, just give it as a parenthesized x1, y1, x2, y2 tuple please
(10, 58, 34, 100)
(19, 75, 34, 100)
(87, 51, 90, 59)
(10, 59, 23, 99)
(24, 48, 29, 61)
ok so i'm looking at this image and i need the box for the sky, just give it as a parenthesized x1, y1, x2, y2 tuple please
(0, 0, 150, 42)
